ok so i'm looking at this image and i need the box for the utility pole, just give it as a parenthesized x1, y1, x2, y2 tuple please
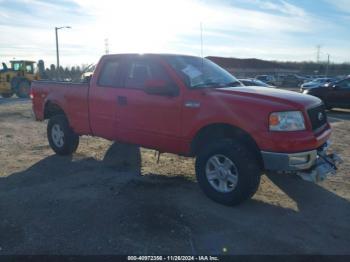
(326, 54, 330, 76)
(55, 28, 59, 71)
(55, 26, 71, 79)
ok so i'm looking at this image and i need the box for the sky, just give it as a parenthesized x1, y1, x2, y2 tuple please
(0, 0, 349, 67)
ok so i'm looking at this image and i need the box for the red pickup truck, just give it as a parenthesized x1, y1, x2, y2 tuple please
(32, 54, 342, 206)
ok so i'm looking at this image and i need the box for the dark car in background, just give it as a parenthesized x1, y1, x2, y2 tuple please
(239, 78, 275, 88)
(280, 74, 307, 87)
(300, 78, 334, 92)
(303, 77, 350, 110)
(255, 75, 276, 86)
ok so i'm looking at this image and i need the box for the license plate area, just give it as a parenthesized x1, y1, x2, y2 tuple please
(296, 152, 342, 183)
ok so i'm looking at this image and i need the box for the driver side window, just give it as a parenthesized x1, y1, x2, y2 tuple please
(124, 57, 172, 89)
(125, 61, 151, 89)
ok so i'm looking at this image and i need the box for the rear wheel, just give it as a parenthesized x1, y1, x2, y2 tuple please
(47, 115, 79, 155)
(15, 80, 30, 98)
(1, 93, 13, 98)
(195, 139, 261, 206)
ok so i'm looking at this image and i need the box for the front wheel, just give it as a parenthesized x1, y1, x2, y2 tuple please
(47, 115, 79, 155)
(325, 104, 333, 111)
(195, 139, 261, 206)
(15, 80, 31, 98)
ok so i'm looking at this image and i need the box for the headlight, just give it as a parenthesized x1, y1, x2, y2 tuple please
(269, 111, 305, 131)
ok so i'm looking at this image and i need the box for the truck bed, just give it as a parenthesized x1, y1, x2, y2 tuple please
(31, 80, 91, 135)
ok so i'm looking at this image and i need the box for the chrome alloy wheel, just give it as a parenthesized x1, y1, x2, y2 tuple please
(205, 154, 239, 193)
(51, 124, 64, 147)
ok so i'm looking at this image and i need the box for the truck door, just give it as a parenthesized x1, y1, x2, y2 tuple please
(115, 55, 183, 153)
(326, 78, 350, 107)
(88, 56, 126, 140)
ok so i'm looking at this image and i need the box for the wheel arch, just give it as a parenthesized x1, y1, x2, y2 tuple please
(190, 123, 263, 168)
(44, 100, 67, 120)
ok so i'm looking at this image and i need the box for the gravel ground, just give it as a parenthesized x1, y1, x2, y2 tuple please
(0, 98, 349, 255)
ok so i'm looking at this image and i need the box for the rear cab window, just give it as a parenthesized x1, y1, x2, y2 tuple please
(98, 58, 124, 87)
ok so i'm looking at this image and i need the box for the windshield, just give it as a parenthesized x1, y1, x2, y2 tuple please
(164, 55, 242, 89)
(12, 62, 23, 71)
(10, 62, 34, 73)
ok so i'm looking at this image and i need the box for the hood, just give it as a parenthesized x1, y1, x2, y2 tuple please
(210, 86, 321, 109)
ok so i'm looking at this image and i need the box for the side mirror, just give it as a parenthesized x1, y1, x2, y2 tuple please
(144, 79, 178, 97)
(84, 75, 92, 83)
(82, 72, 92, 83)
(332, 84, 340, 90)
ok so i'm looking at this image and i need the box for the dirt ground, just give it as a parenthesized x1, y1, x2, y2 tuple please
(0, 98, 349, 255)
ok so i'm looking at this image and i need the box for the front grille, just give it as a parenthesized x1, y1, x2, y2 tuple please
(307, 104, 327, 131)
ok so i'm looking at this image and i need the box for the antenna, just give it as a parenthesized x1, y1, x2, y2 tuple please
(200, 22, 203, 58)
(105, 38, 109, 55)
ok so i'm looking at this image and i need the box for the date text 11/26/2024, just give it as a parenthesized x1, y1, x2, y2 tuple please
(127, 255, 219, 261)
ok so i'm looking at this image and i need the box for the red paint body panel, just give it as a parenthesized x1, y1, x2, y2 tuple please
(32, 54, 332, 158)
(32, 82, 90, 134)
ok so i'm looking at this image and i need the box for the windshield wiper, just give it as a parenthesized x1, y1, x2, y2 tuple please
(192, 81, 243, 89)
(220, 81, 242, 87)
(193, 81, 240, 88)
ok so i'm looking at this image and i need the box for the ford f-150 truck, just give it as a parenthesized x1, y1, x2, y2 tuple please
(31, 54, 342, 206)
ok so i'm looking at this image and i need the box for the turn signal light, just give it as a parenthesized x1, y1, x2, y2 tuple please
(269, 114, 279, 126)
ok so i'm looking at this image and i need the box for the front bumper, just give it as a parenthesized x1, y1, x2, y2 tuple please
(262, 149, 317, 171)
(262, 141, 343, 182)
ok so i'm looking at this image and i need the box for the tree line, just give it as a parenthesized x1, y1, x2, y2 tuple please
(38, 61, 94, 82)
(276, 61, 350, 76)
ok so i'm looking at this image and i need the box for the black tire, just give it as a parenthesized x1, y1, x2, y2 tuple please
(1, 93, 13, 98)
(323, 100, 333, 111)
(15, 80, 30, 98)
(47, 115, 79, 155)
(195, 139, 261, 206)
(325, 105, 333, 111)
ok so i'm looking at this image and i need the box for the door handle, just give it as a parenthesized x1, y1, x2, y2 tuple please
(117, 96, 127, 106)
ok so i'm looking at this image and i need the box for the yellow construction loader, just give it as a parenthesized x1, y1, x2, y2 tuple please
(0, 60, 40, 98)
